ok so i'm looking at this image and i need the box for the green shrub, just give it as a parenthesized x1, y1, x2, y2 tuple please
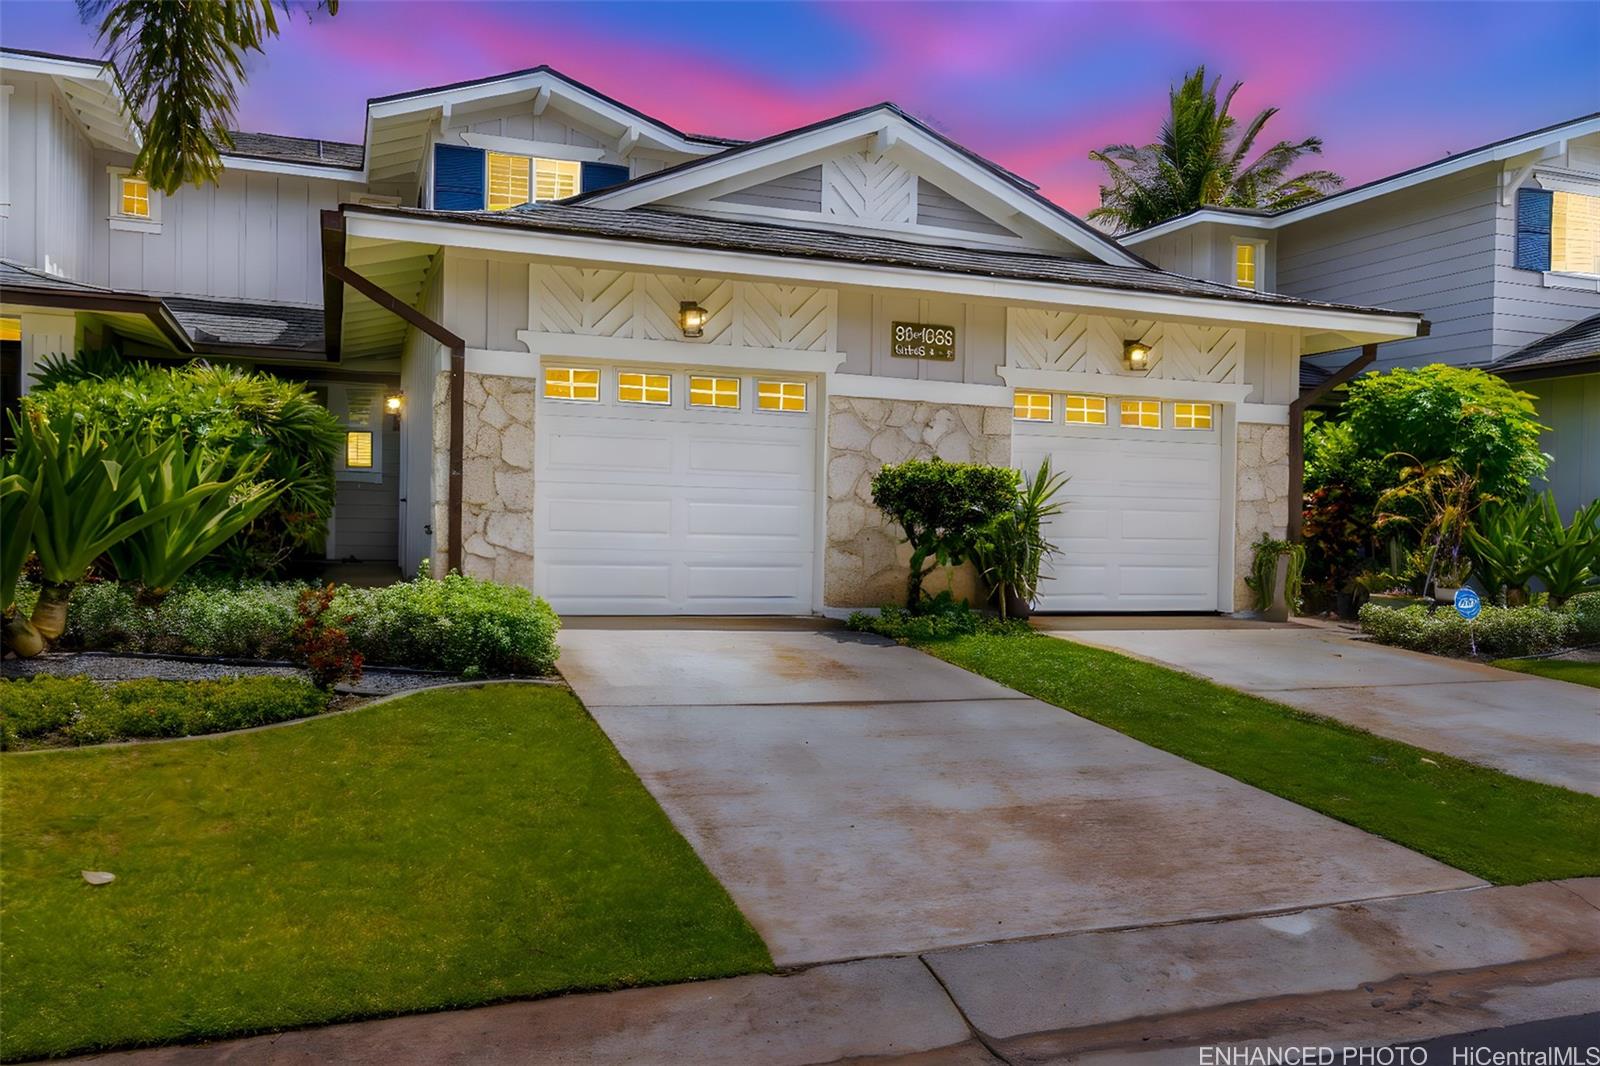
(869, 459, 1019, 607)
(335, 573, 561, 676)
(1565, 591, 1600, 646)
(147, 582, 304, 659)
(1358, 603, 1574, 659)
(846, 595, 1028, 643)
(0, 675, 328, 749)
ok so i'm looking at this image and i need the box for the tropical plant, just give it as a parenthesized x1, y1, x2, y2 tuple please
(24, 361, 342, 574)
(1529, 495, 1600, 606)
(1088, 66, 1344, 232)
(0, 460, 44, 655)
(82, 0, 339, 194)
(1464, 498, 1542, 605)
(106, 439, 283, 599)
(1245, 534, 1307, 614)
(870, 459, 1019, 608)
(973, 458, 1069, 619)
(28, 347, 133, 390)
(1375, 457, 1490, 595)
(294, 583, 363, 689)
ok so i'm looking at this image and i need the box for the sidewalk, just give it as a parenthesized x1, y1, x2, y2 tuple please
(73, 880, 1600, 1065)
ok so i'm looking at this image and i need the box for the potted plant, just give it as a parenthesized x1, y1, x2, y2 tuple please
(1245, 535, 1305, 622)
(973, 458, 1069, 621)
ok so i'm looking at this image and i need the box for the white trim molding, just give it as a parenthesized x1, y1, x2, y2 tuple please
(457, 131, 608, 163)
(999, 366, 1254, 404)
(827, 373, 1011, 408)
(1236, 402, 1290, 425)
(461, 347, 537, 377)
(516, 330, 848, 374)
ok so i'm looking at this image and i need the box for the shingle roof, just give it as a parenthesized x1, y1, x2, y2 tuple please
(226, 131, 364, 169)
(1494, 313, 1600, 374)
(0, 258, 120, 295)
(348, 202, 1421, 320)
(163, 296, 324, 351)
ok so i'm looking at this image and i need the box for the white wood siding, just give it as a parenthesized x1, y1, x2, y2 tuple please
(1, 72, 94, 280)
(916, 178, 1015, 238)
(714, 166, 823, 212)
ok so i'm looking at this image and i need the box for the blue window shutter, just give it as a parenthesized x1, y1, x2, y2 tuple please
(433, 144, 485, 211)
(1515, 187, 1553, 271)
(580, 162, 631, 194)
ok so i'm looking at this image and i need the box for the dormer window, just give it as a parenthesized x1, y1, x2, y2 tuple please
(1233, 241, 1258, 289)
(107, 166, 160, 233)
(487, 151, 580, 210)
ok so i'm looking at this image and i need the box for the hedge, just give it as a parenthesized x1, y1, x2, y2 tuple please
(0, 675, 328, 749)
(1358, 603, 1575, 659)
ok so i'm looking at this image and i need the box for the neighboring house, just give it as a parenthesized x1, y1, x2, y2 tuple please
(1, 47, 1424, 616)
(1121, 115, 1600, 517)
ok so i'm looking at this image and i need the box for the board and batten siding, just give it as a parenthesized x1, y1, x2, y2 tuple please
(1521, 373, 1600, 518)
(1, 72, 94, 281)
(398, 262, 443, 577)
(86, 152, 369, 306)
(1276, 164, 1502, 369)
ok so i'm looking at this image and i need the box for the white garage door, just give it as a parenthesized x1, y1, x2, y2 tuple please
(1013, 401, 1222, 612)
(534, 364, 817, 615)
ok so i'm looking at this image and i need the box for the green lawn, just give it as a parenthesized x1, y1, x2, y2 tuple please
(0, 685, 770, 1061)
(1491, 657, 1600, 689)
(915, 632, 1599, 886)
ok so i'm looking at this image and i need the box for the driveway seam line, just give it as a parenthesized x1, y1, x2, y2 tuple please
(916, 953, 1018, 1066)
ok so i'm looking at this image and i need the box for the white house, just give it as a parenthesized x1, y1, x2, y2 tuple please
(1, 49, 1426, 616)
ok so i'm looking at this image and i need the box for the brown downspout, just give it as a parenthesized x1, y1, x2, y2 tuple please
(320, 209, 466, 575)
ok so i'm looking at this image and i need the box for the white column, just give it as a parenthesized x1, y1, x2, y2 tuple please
(18, 311, 78, 394)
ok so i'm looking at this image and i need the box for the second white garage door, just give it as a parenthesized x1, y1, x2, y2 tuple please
(534, 364, 818, 615)
(1013, 405, 1222, 612)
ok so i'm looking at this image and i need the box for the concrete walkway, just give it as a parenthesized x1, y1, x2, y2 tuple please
(556, 624, 1477, 966)
(1054, 625, 1600, 795)
(77, 879, 1600, 1064)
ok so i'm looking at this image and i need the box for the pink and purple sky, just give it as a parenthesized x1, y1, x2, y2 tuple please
(4, 1, 1597, 213)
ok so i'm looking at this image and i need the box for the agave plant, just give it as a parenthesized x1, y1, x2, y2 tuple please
(973, 458, 1070, 620)
(106, 438, 283, 601)
(0, 460, 44, 655)
(1530, 495, 1600, 606)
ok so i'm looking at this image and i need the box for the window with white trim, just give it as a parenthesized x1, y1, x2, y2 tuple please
(1013, 391, 1052, 422)
(689, 375, 740, 408)
(1173, 402, 1213, 430)
(1233, 241, 1259, 289)
(617, 371, 671, 405)
(1063, 394, 1107, 425)
(345, 431, 374, 468)
(544, 366, 600, 401)
(107, 166, 160, 232)
(487, 152, 582, 209)
(1552, 190, 1600, 275)
(756, 380, 807, 412)
(1120, 399, 1162, 429)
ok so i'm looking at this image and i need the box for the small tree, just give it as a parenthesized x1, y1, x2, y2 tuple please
(870, 459, 1018, 608)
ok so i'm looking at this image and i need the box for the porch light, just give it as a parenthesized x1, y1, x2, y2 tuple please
(1123, 340, 1152, 372)
(384, 391, 404, 415)
(679, 301, 709, 338)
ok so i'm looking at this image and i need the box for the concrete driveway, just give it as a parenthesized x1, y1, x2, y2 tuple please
(558, 623, 1479, 966)
(1054, 625, 1600, 796)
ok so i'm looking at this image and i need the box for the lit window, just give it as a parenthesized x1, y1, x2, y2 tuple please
(1013, 391, 1052, 422)
(1174, 402, 1213, 430)
(1120, 399, 1162, 429)
(534, 158, 582, 202)
(345, 431, 374, 468)
(1234, 242, 1257, 289)
(544, 366, 600, 401)
(0, 317, 19, 342)
(618, 371, 671, 405)
(1063, 394, 1107, 425)
(119, 175, 150, 218)
(756, 380, 807, 412)
(1552, 191, 1600, 275)
(689, 375, 740, 408)
(487, 152, 531, 211)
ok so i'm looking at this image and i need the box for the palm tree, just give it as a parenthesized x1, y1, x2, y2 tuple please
(80, 0, 338, 195)
(1089, 67, 1344, 233)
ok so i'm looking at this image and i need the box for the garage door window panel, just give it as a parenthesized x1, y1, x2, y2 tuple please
(1014, 391, 1052, 422)
(545, 367, 601, 402)
(618, 371, 672, 406)
(757, 380, 807, 413)
(690, 376, 740, 409)
(1120, 399, 1162, 429)
(1174, 402, 1213, 430)
(1063, 394, 1107, 425)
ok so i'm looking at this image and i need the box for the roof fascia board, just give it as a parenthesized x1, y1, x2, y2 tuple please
(0, 51, 110, 82)
(1126, 115, 1600, 244)
(588, 111, 1144, 267)
(221, 155, 366, 181)
(344, 210, 1422, 340)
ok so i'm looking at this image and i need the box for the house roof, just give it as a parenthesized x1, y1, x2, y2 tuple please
(2, 260, 325, 357)
(1123, 112, 1600, 243)
(344, 201, 1422, 322)
(1495, 312, 1600, 376)
(226, 131, 365, 170)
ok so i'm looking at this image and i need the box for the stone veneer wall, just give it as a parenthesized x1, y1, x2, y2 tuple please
(432, 371, 536, 587)
(1233, 421, 1290, 609)
(825, 396, 1012, 609)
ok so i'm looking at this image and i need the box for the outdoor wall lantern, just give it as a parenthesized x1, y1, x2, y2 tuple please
(679, 301, 709, 338)
(1123, 340, 1152, 372)
(384, 391, 404, 426)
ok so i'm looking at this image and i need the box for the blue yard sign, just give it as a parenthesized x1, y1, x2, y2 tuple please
(1454, 588, 1482, 620)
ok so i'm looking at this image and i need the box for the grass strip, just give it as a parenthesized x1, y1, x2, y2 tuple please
(1490, 657, 1600, 689)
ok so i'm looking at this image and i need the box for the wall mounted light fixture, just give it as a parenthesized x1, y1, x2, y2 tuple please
(679, 301, 708, 338)
(384, 392, 405, 415)
(1123, 340, 1152, 372)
